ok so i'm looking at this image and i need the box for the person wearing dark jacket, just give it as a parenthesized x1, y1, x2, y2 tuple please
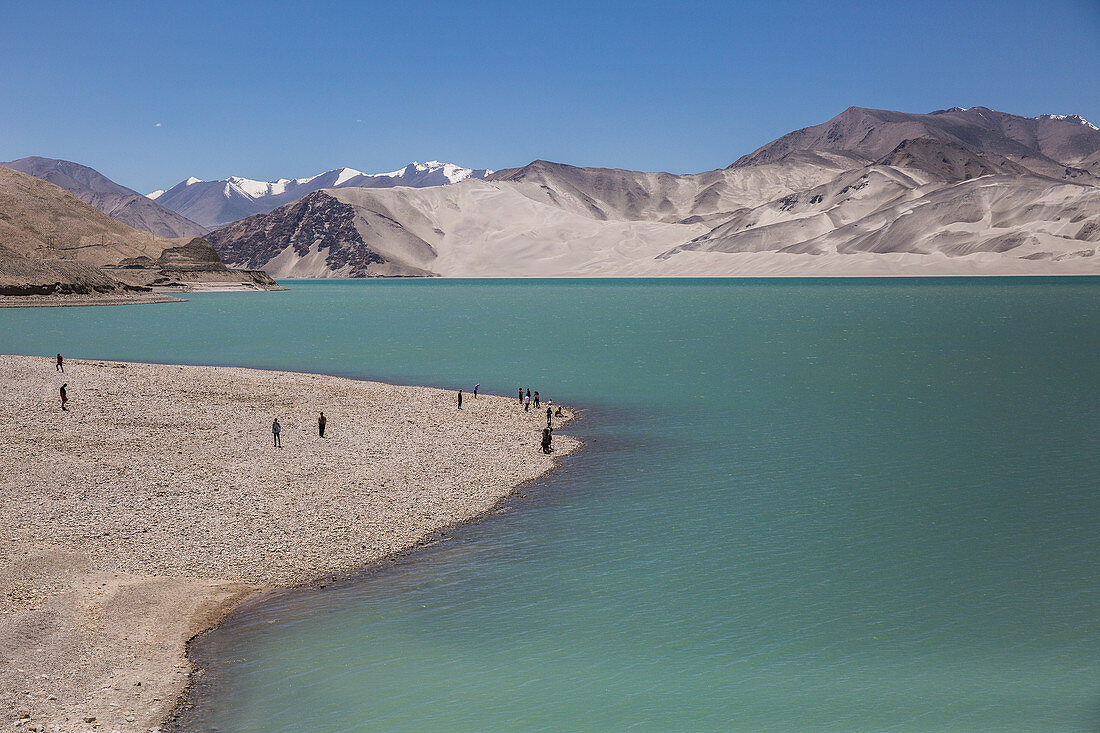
(318, 412, 327, 437)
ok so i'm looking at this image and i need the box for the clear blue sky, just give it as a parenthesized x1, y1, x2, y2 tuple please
(1, 0, 1097, 192)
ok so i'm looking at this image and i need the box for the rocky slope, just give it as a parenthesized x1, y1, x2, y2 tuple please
(151, 161, 492, 229)
(0, 166, 276, 297)
(2, 157, 208, 238)
(487, 153, 861, 226)
(206, 106, 1100, 277)
(663, 146, 1100, 267)
(206, 191, 437, 277)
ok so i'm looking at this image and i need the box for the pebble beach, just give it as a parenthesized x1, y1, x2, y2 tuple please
(0, 355, 577, 731)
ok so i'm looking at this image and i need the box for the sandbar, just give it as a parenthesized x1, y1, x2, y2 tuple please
(0, 355, 577, 731)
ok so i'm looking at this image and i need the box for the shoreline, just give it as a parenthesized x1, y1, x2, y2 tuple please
(0, 281, 288, 309)
(0, 356, 578, 731)
(239, 270, 1100, 280)
(170, 431, 584, 727)
(2, 270, 1096, 311)
(0, 293, 185, 308)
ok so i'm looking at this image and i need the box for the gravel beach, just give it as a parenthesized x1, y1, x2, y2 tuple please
(0, 355, 577, 731)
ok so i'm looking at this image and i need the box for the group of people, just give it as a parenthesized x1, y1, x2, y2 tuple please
(271, 412, 326, 448)
(454, 384, 566, 453)
(52, 352, 561, 456)
(519, 386, 565, 453)
(518, 387, 544, 412)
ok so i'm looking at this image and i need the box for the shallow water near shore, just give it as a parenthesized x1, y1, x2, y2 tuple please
(3, 278, 1098, 731)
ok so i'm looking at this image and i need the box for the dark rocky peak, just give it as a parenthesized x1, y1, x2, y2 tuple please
(728, 105, 1100, 173)
(488, 160, 577, 182)
(875, 137, 1033, 180)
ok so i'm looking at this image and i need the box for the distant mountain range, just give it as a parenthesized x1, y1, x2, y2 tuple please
(2, 156, 209, 238)
(5, 106, 1099, 279)
(148, 161, 492, 229)
(207, 106, 1100, 277)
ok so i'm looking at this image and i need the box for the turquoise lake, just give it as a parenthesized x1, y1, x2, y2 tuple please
(2, 278, 1097, 731)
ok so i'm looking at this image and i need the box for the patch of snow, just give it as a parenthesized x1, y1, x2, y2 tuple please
(147, 189, 165, 200)
(1036, 113, 1098, 131)
(268, 178, 292, 196)
(333, 167, 365, 186)
(372, 161, 492, 184)
(185, 176, 202, 185)
(380, 163, 417, 177)
(227, 176, 279, 199)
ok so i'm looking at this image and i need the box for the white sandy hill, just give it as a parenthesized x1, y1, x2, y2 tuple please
(206, 106, 1100, 277)
(209, 181, 707, 278)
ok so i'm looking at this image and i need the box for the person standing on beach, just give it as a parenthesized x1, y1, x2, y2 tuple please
(473, 383, 479, 399)
(272, 418, 282, 448)
(541, 427, 553, 454)
(318, 412, 326, 438)
(546, 405, 553, 428)
(524, 392, 531, 412)
(518, 388, 523, 403)
(59, 383, 68, 411)
(56, 354, 64, 372)
(534, 391, 540, 408)
(458, 390, 463, 409)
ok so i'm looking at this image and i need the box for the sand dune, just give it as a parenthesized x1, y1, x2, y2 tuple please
(488, 153, 861, 226)
(672, 170, 1099, 267)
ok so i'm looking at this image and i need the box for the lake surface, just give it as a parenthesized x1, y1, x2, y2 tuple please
(3, 279, 1098, 731)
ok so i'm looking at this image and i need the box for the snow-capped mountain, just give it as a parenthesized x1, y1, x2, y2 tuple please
(149, 161, 492, 229)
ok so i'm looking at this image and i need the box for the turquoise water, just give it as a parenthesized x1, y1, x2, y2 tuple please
(2, 279, 1098, 731)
